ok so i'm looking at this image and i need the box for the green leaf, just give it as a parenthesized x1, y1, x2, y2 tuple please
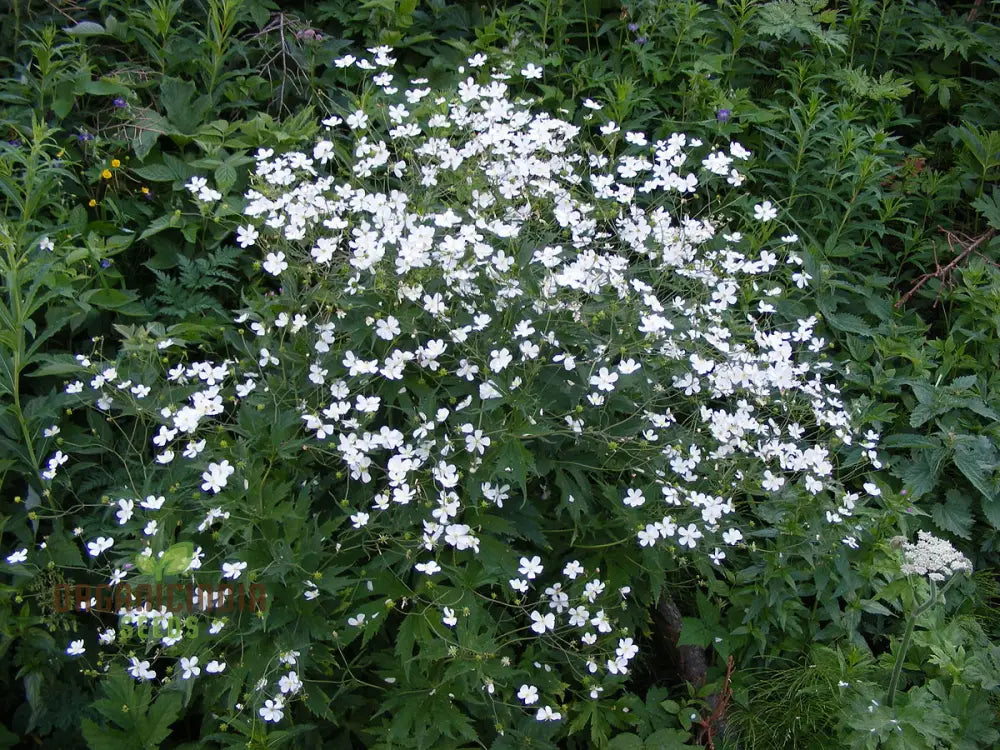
(972, 188, 1000, 230)
(952, 435, 999, 504)
(83, 80, 129, 96)
(63, 21, 107, 36)
(607, 734, 643, 750)
(132, 109, 171, 160)
(214, 162, 237, 193)
(860, 599, 893, 616)
(644, 728, 693, 748)
(931, 490, 974, 539)
(80, 288, 140, 310)
(824, 311, 874, 336)
(137, 691, 182, 746)
(132, 164, 176, 183)
(160, 542, 194, 575)
(135, 553, 156, 576)
(159, 77, 211, 133)
(676, 617, 713, 648)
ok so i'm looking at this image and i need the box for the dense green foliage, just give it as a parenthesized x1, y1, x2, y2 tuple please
(1, 1, 999, 748)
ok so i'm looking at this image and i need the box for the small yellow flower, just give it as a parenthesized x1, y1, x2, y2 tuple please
(140, 186, 149, 194)
(111, 159, 121, 168)
(101, 169, 112, 179)
(88, 198, 97, 207)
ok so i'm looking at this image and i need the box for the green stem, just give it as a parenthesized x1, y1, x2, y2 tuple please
(887, 577, 953, 707)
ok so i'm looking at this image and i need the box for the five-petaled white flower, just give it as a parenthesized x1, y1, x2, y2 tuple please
(66, 639, 85, 656)
(263, 251, 288, 276)
(753, 201, 778, 222)
(536, 705, 562, 721)
(518, 684, 539, 704)
(518, 555, 543, 579)
(201, 460, 235, 493)
(677, 524, 702, 549)
(589, 367, 619, 392)
(6, 548, 27, 564)
(128, 657, 156, 681)
(279, 671, 302, 694)
(222, 561, 247, 579)
(236, 225, 259, 248)
(259, 698, 284, 723)
(415, 560, 442, 575)
(521, 63, 543, 79)
(530, 610, 556, 634)
(87, 537, 114, 557)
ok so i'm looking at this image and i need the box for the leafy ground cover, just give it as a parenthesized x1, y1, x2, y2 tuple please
(1, 1, 999, 748)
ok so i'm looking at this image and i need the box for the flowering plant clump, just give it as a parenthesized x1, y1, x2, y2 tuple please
(23, 48, 883, 745)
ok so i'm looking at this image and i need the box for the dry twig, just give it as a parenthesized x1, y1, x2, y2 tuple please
(895, 227, 996, 309)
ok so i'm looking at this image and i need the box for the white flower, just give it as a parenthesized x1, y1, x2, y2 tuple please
(677, 524, 702, 549)
(762, 470, 785, 492)
(201, 460, 235, 493)
(863, 482, 881, 496)
(348, 613, 367, 628)
(6, 548, 28, 564)
(900, 530, 973, 582)
(236, 225, 259, 248)
(375, 316, 401, 340)
(279, 671, 302, 694)
(128, 657, 156, 681)
(141, 494, 165, 510)
(87, 537, 114, 557)
(442, 607, 458, 627)
(415, 560, 442, 575)
(205, 660, 226, 673)
(180, 656, 200, 679)
(66, 639, 85, 656)
(530, 610, 556, 634)
(753, 201, 778, 222)
(521, 63, 543, 79)
(263, 251, 288, 276)
(259, 698, 284, 723)
(536, 705, 562, 721)
(346, 110, 369, 130)
(563, 560, 584, 579)
(623, 488, 645, 507)
(722, 528, 743, 545)
(518, 555, 543, 579)
(222, 561, 247, 579)
(589, 367, 619, 392)
(518, 684, 539, 704)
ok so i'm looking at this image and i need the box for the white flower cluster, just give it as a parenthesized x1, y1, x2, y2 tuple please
(899, 530, 973, 582)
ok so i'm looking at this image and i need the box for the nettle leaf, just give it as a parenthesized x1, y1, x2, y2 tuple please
(931, 490, 974, 539)
(824, 310, 875, 337)
(890, 448, 946, 499)
(676, 617, 713, 648)
(952, 434, 1000, 504)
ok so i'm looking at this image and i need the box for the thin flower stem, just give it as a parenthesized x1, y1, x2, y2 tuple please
(887, 577, 941, 707)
